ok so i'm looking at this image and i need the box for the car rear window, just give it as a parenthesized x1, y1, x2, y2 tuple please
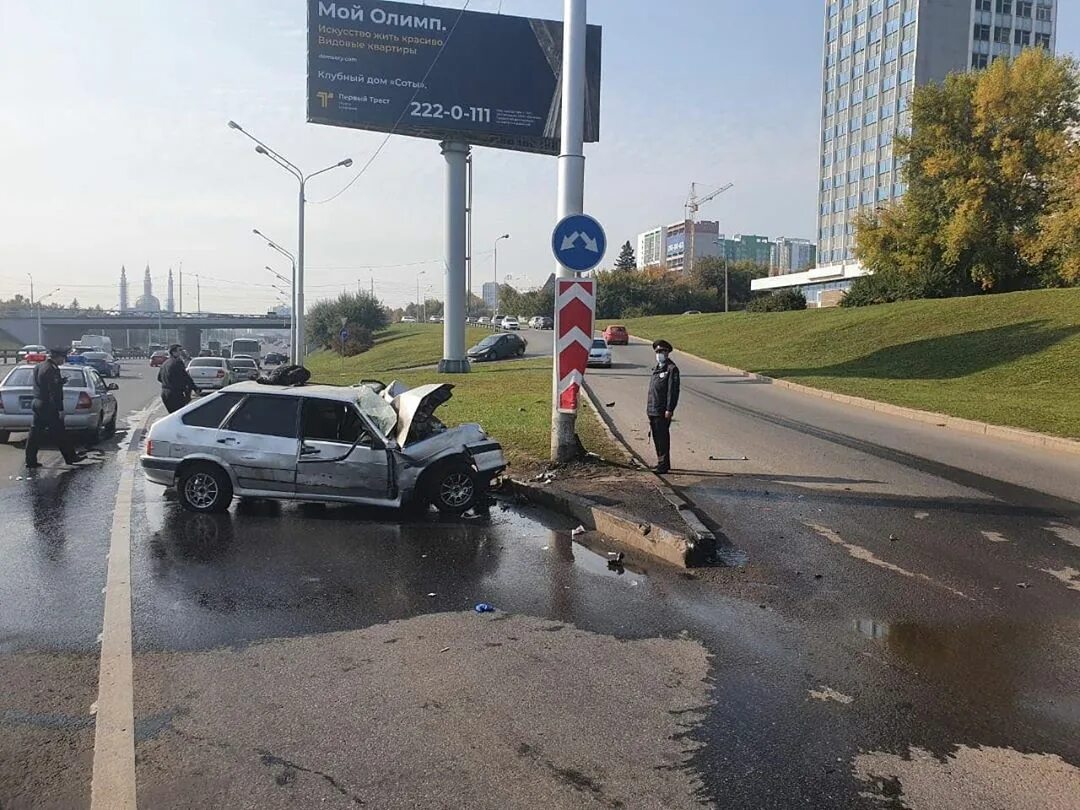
(231, 359, 257, 368)
(225, 395, 300, 438)
(181, 392, 244, 429)
(3, 368, 86, 387)
(189, 358, 224, 368)
(592, 339, 607, 349)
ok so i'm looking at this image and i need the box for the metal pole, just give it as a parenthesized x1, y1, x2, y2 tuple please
(296, 184, 307, 361)
(36, 303, 42, 346)
(466, 152, 473, 315)
(551, 0, 588, 463)
(724, 254, 730, 313)
(493, 240, 499, 315)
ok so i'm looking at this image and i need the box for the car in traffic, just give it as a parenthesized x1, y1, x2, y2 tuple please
(150, 350, 169, 368)
(263, 352, 287, 366)
(186, 358, 234, 391)
(477, 316, 490, 325)
(141, 381, 507, 516)
(401, 316, 418, 323)
(467, 333, 527, 362)
(501, 317, 520, 331)
(527, 316, 553, 330)
(602, 324, 629, 345)
(587, 337, 613, 369)
(81, 351, 122, 378)
(0, 364, 118, 444)
(229, 357, 260, 382)
(683, 310, 702, 316)
(16, 345, 46, 363)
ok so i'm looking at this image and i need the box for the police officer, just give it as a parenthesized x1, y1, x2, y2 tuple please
(158, 344, 197, 413)
(25, 348, 85, 469)
(646, 339, 680, 474)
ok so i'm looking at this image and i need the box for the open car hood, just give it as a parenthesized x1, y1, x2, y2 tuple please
(390, 383, 455, 446)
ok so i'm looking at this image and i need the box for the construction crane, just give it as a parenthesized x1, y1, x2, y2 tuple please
(685, 181, 734, 274)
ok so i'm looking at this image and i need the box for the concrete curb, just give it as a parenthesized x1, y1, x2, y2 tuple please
(628, 337, 1080, 457)
(579, 381, 717, 545)
(505, 479, 706, 569)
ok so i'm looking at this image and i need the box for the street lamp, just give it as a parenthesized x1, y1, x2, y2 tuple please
(493, 234, 510, 315)
(415, 270, 427, 322)
(230, 120, 352, 360)
(254, 229, 296, 350)
(36, 288, 60, 345)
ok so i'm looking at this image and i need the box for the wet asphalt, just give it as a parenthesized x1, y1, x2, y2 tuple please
(1, 351, 1079, 807)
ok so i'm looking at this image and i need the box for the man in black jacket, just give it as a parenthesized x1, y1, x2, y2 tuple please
(158, 344, 197, 413)
(25, 349, 85, 469)
(646, 339, 680, 474)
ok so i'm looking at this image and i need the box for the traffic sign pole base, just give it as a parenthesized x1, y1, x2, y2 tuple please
(438, 358, 471, 374)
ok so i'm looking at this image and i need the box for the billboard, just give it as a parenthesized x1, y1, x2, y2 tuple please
(307, 0, 602, 155)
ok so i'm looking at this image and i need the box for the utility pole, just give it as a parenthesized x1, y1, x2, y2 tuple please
(551, 0, 588, 463)
(178, 261, 183, 314)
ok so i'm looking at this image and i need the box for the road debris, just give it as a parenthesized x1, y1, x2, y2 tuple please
(889, 534, 899, 542)
(427, 592, 437, 598)
(709, 455, 750, 461)
(474, 603, 495, 613)
(571, 525, 585, 537)
(1016, 582, 1030, 589)
(604, 401, 615, 407)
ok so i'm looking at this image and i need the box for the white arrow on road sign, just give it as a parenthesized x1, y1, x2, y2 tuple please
(581, 234, 599, 253)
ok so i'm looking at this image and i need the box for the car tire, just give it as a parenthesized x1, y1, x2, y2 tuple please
(428, 463, 479, 515)
(104, 412, 117, 438)
(517, 346, 526, 357)
(178, 463, 233, 514)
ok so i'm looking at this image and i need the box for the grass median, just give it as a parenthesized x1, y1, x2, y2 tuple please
(305, 325, 624, 467)
(601, 288, 1080, 438)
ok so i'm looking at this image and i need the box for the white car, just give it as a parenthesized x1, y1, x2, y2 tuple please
(502, 318, 520, 331)
(229, 357, 260, 382)
(587, 337, 613, 369)
(477, 316, 490, 325)
(187, 358, 234, 391)
(16, 345, 47, 362)
(141, 381, 507, 515)
(401, 316, 418, 323)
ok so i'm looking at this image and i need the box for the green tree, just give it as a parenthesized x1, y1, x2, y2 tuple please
(306, 292, 388, 352)
(1026, 140, 1080, 285)
(614, 241, 637, 271)
(855, 49, 1080, 300)
(691, 258, 769, 310)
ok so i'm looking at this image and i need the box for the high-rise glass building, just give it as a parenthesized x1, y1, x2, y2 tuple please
(816, 0, 1057, 265)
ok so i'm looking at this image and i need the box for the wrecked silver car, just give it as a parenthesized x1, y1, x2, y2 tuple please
(140, 380, 506, 515)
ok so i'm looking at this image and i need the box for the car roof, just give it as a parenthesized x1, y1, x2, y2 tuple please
(222, 381, 362, 402)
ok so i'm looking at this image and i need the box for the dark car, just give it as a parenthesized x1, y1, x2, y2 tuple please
(81, 351, 122, 378)
(467, 333, 527, 362)
(150, 350, 169, 368)
(263, 352, 287, 366)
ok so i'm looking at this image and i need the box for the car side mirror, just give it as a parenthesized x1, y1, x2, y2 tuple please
(107, 383, 119, 391)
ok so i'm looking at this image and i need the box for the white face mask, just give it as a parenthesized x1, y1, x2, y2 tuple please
(656, 352, 668, 365)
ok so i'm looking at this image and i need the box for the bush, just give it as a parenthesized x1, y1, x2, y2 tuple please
(746, 290, 807, 313)
(307, 292, 388, 349)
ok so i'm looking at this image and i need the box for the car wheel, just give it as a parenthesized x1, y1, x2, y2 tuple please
(517, 346, 526, 357)
(178, 463, 233, 514)
(104, 411, 117, 438)
(83, 415, 104, 445)
(429, 464, 478, 515)
(0, 431, 9, 444)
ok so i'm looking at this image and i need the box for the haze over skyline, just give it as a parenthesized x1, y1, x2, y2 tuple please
(1, 0, 1076, 312)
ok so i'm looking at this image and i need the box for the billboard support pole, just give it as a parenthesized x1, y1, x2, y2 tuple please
(551, 0, 588, 463)
(439, 140, 471, 374)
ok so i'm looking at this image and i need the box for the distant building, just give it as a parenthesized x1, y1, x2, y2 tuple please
(751, 261, 868, 308)
(119, 265, 129, 312)
(718, 234, 773, 267)
(635, 221, 723, 273)
(771, 238, 818, 275)
(481, 281, 498, 310)
(166, 268, 175, 313)
(134, 264, 161, 313)
(636, 226, 666, 269)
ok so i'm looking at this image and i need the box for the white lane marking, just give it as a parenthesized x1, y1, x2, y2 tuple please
(809, 686, 854, 704)
(1046, 523, 1080, 549)
(90, 451, 138, 809)
(981, 531, 1010, 544)
(913, 512, 929, 520)
(1040, 566, 1080, 593)
(806, 523, 972, 601)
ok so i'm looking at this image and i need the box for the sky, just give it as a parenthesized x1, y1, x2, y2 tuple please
(1, 0, 1077, 312)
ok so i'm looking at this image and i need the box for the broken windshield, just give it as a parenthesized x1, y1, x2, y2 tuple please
(355, 385, 397, 437)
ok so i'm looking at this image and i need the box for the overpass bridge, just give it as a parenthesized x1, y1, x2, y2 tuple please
(0, 311, 292, 353)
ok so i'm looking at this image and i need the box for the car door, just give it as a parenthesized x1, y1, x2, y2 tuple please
(215, 394, 300, 494)
(87, 370, 111, 421)
(294, 397, 391, 502)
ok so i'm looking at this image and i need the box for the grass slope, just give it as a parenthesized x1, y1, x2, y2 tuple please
(603, 288, 1080, 438)
(306, 325, 622, 466)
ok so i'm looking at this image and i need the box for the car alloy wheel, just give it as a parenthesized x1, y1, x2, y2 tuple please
(439, 471, 475, 510)
(184, 472, 220, 510)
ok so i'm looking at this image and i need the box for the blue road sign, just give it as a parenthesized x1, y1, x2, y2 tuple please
(340, 329, 349, 341)
(552, 214, 607, 274)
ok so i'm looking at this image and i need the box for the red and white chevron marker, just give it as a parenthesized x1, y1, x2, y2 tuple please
(555, 278, 596, 414)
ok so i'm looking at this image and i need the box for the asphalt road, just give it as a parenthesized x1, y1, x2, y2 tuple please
(2, 345, 1079, 808)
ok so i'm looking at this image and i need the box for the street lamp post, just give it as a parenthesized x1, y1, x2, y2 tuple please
(36, 288, 60, 346)
(254, 229, 297, 352)
(230, 120, 351, 361)
(415, 270, 426, 322)
(493, 234, 510, 315)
